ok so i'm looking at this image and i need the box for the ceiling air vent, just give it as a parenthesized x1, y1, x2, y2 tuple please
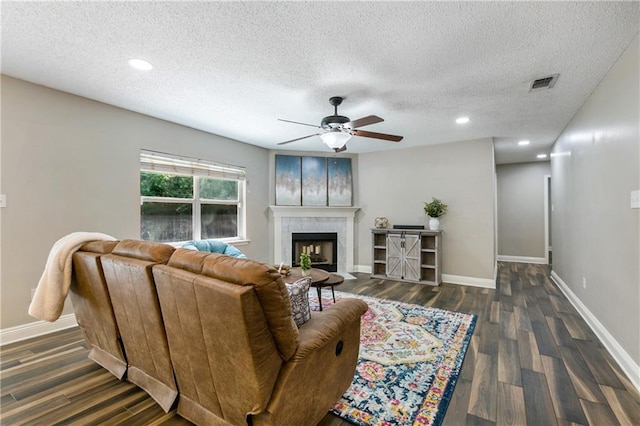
(529, 74, 559, 92)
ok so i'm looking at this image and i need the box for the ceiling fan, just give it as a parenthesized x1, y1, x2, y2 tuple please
(277, 97, 404, 152)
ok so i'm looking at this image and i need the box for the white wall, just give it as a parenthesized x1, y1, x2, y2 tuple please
(356, 138, 496, 284)
(1, 76, 270, 329)
(497, 161, 550, 260)
(551, 35, 639, 368)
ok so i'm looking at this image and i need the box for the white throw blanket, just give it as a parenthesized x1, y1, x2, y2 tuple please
(28, 232, 117, 322)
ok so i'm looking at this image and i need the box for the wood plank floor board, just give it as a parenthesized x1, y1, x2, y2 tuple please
(468, 352, 498, 422)
(604, 354, 640, 398)
(496, 382, 527, 426)
(540, 355, 588, 425)
(478, 321, 500, 356)
(60, 388, 151, 425)
(466, 413, 497, 426)
(558, 312, 600, 343)
(499, 311, 517, 341)
(461, 334, 480, 383)
(574, 340, 625, 389)
(2, 263, 639, 425)
(498, 338, 522, 386)
(441, 378, 472, 426)
(513, 305, 533, 333)
(579, 399, 620, 425)
(9, 360, 103, 401)
(599, 384, 640, 425)
(0, 345, 88, 382)
(521, 369, 558, 426)
(0, 394, 72, 425)
(530, 318, 561, 359)
(558, 346, 608, 404)
(545, 315, 577, 349)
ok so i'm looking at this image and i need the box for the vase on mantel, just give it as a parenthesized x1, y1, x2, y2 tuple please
(428, 217, 440, 231)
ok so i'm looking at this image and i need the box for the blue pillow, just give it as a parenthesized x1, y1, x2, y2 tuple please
(182, 239, 247, 258)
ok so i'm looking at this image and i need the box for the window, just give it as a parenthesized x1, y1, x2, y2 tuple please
(140, 150, 246, 243)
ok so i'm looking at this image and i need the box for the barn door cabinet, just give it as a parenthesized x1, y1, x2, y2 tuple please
(371, 229, 442, 285)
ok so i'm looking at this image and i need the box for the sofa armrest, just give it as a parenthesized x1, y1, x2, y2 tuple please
(292, 298, 368, 360)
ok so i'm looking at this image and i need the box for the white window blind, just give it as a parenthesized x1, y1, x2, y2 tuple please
(140, 150, 246, 181)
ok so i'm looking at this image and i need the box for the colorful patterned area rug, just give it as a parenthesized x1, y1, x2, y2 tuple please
(309, 291, 477, 426)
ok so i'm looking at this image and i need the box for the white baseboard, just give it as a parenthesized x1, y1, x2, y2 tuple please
(356, 265, 495, 289)
(0, 314, 78, 346)
(442, 274, 496, 289)
(497, 255, 547, 264)
(550, 271, 640, 393)
(353, 265, 372, 274)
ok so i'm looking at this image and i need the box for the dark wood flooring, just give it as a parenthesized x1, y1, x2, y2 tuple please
(2, 263, 639, 425)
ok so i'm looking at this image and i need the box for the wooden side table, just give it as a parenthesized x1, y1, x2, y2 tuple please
(284, 267, 329, 285)
(284, 268, 343, 311)
(315, 274, 345, 308)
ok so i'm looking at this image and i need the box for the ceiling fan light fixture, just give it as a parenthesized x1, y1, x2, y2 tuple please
(320, 130, 351, 150)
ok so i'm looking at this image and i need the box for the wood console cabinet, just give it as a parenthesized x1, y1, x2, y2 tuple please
(371, 229, 442, 285)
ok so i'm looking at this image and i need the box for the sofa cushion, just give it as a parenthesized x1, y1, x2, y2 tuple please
(183, 239, 247, 258)
(286, 277, 312, 327)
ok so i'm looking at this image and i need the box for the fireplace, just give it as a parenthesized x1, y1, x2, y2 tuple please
(292, 232, 338, 272)
(270, 206, 359, 273)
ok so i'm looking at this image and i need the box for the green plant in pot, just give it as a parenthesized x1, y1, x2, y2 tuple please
(424, 197, 447, 230)
(299, 252, 312, 276)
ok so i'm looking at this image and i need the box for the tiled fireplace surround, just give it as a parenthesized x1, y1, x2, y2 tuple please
(270, 206, 360, 273)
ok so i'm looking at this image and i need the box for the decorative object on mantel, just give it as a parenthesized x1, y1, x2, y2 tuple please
(275, 155, 301, 206)
(299, 252, 312, 276)
(374, 217, 389, 229)
(424, 197, 448, 230)
(274, 154, 353, 207)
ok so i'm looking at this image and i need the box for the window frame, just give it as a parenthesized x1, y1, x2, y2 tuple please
(140, 151, 247, 245)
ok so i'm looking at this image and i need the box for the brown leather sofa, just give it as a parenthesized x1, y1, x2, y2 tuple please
(70, 240, 124, 378)
(101, 240, 178, 412)
(70, 239, 368, 425)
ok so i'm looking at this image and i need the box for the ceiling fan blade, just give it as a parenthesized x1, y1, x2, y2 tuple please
(345, 115, 384, 129)
(278, 118, 322, 129)
(277, 133, 321, 145)
(352, 129, 403, 142)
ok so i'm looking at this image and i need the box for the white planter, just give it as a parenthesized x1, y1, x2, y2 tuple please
(428, 217, 440, 230)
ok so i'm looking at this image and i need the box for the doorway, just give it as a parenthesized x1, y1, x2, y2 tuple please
(544, 174, 551, 264)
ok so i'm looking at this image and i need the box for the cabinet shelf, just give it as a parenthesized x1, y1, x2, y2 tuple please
(371, 229, 441, 286)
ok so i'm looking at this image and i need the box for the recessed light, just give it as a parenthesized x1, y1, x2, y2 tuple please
(456, 117, 470, 124)
(537, 154, 547, 159)
(128, 58, 153, 71)
(518, 140, 530, 146)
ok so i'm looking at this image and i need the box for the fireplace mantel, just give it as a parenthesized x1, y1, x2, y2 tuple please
(269, 206, 360, 218)
(270, 206, 360, 272)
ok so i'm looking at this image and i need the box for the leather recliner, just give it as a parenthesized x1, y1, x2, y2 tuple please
(153, 248, 368, 426)
(100, 240, 178, 413)
(70, 240, 125, 379)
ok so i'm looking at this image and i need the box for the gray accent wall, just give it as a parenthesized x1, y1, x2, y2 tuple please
(356, 138, 496, 282)
(497, 161, 550, 259)
(1, 76, 270, 329)
(551, 35, 639, 365)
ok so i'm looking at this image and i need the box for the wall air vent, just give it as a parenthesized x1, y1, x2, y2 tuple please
(529, 74, 559, 92)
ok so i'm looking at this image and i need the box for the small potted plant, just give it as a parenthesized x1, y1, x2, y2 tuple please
(299, 252, 312, 276)
(423, 197, 448, 230)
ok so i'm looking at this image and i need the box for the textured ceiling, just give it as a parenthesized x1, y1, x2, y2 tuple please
(2, 2, 639, 164)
